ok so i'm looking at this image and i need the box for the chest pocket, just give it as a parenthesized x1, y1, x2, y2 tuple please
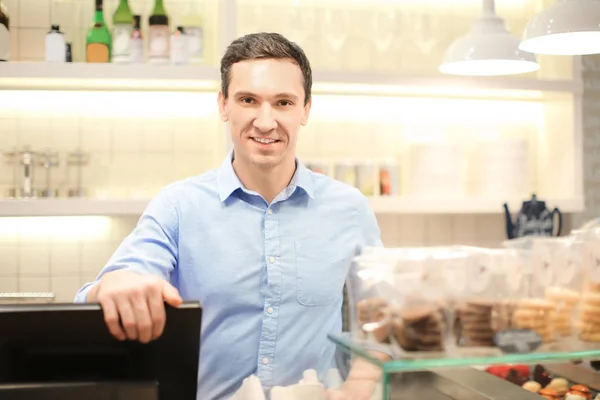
(295, 240, 350, 306)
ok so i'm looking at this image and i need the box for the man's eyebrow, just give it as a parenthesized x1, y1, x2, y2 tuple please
(232, 91, 299, 101)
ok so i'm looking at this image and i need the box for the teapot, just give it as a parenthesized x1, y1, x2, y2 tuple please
(503, 194, 562, 239)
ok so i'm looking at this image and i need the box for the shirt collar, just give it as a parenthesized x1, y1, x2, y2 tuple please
(217, 150, 314, 203)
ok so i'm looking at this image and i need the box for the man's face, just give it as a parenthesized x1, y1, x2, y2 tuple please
(218, 58, 311, 170)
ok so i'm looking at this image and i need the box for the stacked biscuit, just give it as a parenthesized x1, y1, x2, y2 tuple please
(356, 297, 392, 343)
(512, 299, 555, 343)
(545, 287, 580, 337)
(391, 305, 446, 352)
(577, 282, 600, 342)
(455, 299, 496, 347)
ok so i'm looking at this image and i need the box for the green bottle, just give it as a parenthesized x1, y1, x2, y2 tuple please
(112, 0, 133, 63)
(148, 0, 169, 64)
(86, 0, 111, 63)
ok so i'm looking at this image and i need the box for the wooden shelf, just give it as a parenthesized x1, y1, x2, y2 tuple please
(0, 197, 584, 217)
(0, 62, 583, 99)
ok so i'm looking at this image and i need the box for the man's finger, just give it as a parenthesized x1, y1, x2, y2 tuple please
(117, 298, 138, 340)
(147, 290, 167, 340)
(162, 282, 183, 307)
(100, 297, 126, 341)
(326, 389, 348, 400)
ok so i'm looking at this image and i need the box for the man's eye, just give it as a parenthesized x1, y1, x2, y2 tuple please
(241, 98, 255, 104)
(278, 100, 292, 106)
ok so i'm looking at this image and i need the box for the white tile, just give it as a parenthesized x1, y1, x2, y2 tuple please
(397, 215, 427, 246)
(475, 215, 506, 245)
(81, 120, 113, 151)
(51, 276, 82, 302)
(0, 246, 18, 276)
(0, 119, 19, 149)
(50, 244, 81, 277)
(0, 276, 18, 293)
(49, 119, 82, 150)
(426, 215, 454, 246)
(18, 0, 50, 28)
(18, 246, 51, 277)
(142, 121, 174, 152)
(17, 28, 46, 59)
(452, 215, 478, 244)
(112, 120, 143, 151)
(18, 276, 50, 292)
(8, 28, 18, 60)
(111, 218, 137, 242)
(80, 242, 114, 277)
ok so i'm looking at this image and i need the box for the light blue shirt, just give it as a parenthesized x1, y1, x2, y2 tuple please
(74, 152, 382, 400)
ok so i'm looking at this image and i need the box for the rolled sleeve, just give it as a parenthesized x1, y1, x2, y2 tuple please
(73, 189, 180, 303)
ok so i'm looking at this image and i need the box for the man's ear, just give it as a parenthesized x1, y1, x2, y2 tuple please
(301, 97, 312, 126)
(217, 91, 228, 122)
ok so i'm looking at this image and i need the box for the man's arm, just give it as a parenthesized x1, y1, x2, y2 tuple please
(328, 195, 386, 399)
(74, 189, 179, 303)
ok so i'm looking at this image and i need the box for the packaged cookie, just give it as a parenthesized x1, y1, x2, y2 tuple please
(390, 246, 467, 355)
(454, 247, 503, 348)
(576, 228, 600, 342)
(347, 248, 423, 347)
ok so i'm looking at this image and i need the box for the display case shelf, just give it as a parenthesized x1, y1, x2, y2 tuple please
(0, 196, 584, 217)
(328, 333, 600, 400)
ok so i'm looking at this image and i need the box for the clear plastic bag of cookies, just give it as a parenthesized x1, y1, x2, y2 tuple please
(391, 247, 467, 355)
(454, 247, 506, 349)
(347, 247, 422, 347)
(577, 227, 600, 342)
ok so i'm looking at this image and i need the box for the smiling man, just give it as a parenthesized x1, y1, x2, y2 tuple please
(74, 32, 383, 400)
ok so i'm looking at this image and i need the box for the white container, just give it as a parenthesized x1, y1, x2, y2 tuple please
(170, 26, 189, 65)
(472, 139, 529, 197)
(407, 143, 464, 197)
(45, 25, 66, 63)
(356, 161, 377, 196)
(335, 161, 357, 187)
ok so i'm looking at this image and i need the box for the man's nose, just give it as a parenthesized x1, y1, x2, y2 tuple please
(253, 104, 278, 132)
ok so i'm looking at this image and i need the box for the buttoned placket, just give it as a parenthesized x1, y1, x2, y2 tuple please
(256, 203, 281, 389)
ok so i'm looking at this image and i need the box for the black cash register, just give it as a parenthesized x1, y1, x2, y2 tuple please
(0, 302, 202, 400)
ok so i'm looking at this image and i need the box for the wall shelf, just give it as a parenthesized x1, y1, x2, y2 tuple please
(0, 197, 584, 218)
(0, 62, 582, 99)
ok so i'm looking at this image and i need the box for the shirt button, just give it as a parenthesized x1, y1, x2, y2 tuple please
(267, 307, 273, 314)
(267, 209, 273, 215)
(269, 256, 275, 264)
(262, 358, 269, 365)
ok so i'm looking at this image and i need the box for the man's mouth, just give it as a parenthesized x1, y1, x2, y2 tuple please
(251, 137, 280, 144)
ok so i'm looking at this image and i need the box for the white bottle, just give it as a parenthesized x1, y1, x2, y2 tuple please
(129, 14, 144, 63)
(45, 25, 66, 63)
(181, 0, 204, 64)
(170, 26, 189, 65)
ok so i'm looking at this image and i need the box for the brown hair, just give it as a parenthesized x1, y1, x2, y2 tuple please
(220, 32, 312, 105)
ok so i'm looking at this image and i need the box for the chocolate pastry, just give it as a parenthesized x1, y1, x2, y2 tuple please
(533, 364, 553, 387)
(505, 368, 527, 386)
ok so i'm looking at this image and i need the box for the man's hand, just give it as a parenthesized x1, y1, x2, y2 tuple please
(87, 270, 183, 344)
(326, 351, 389, 400)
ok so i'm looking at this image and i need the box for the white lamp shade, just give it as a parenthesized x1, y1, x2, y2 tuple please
(439, 16, 539, 76)
(519, 0, 600, 55)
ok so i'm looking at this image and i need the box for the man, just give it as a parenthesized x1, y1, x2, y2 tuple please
(74, 32, 384, 399)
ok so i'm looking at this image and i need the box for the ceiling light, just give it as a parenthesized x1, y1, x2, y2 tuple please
(439, 0, 539, 76)
(519, 0, 600, 55)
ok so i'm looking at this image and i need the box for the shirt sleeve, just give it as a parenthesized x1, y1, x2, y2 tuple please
(73, 189, 179, 303)
(358, 194, 383, 249)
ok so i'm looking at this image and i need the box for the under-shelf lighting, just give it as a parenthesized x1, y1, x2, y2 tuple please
(439, 0, 539, 76)
(519, 0, 600, 56)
